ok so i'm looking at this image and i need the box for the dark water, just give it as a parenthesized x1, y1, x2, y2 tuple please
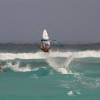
(0, 43, 100, 100)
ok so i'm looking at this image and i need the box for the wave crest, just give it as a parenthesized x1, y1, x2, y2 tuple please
(0, 50, 99, 60)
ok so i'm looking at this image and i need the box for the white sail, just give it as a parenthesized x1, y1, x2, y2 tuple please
(42, 29, 49, 40)
(40, 29, 51, 52)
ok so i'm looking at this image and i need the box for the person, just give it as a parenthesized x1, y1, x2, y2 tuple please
(41, 39, 50, 48)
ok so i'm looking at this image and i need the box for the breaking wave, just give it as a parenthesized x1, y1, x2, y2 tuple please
(0, 50, 100, 74)
(2, 62, 32, 72)
(0, 50, 100, 60)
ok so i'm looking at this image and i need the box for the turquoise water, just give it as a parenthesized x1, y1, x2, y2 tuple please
(0, 44, 100, 100)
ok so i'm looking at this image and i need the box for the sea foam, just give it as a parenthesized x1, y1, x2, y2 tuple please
(0, 50, 100, 60)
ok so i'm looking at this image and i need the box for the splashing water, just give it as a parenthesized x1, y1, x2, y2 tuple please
(2, 62, 32, 72)
(46, 54, 74, 74)
(0, 50, 100, 74)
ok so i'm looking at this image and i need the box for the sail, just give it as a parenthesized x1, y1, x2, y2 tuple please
(40, 29, 51, 52)
(42, 29, 49, 40)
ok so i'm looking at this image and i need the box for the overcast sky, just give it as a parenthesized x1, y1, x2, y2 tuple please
(0, 0, 99, 43)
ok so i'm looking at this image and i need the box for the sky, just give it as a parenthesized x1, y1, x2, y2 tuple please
(0, 0, 99, 43)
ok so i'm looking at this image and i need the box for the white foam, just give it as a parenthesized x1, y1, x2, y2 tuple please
(0, 50, 100, 60)
(3, 62, 32, 72)
(67, 90, 81, 96)
(0, 52, 43, 60)
(67, 91, 74, 96)
(0, 50, 100, 74)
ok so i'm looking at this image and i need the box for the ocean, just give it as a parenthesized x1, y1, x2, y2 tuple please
(0, 43, 100, 100)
